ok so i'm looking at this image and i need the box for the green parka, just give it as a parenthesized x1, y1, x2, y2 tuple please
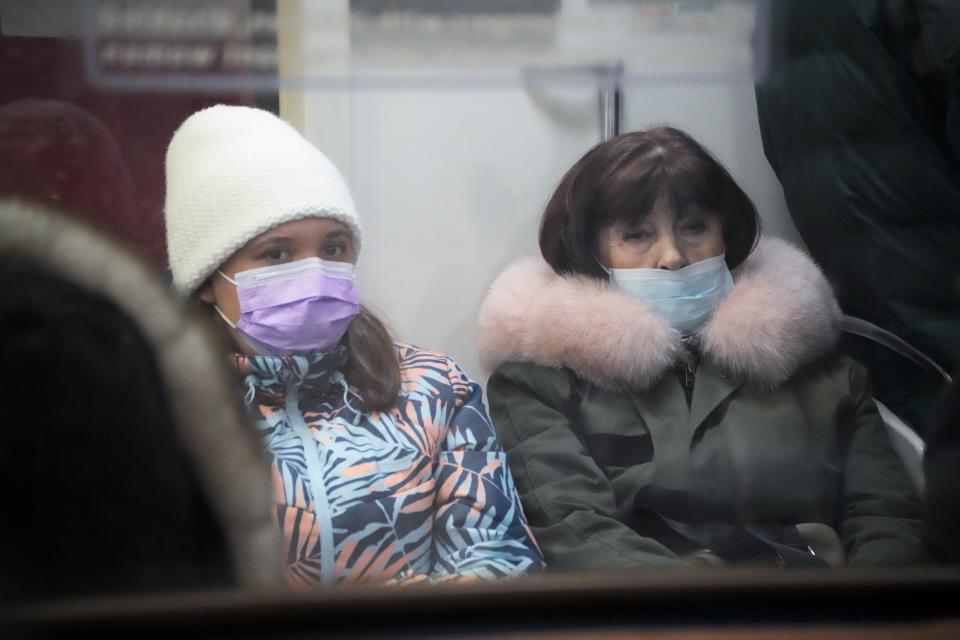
(477, 238, 924, 572)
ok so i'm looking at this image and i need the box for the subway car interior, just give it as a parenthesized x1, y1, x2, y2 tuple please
(1, 1, 959, 638)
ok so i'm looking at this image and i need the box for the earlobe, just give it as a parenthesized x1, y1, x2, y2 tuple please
(198, 279, 216, 305)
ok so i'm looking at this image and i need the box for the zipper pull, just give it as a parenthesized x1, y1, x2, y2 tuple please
(682, 361, 696, 389)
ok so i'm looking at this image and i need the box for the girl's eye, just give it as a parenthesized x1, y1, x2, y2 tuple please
(323, 244, 345, 258)
(682, 221, 706, 234)
(263, 248, 289, 261)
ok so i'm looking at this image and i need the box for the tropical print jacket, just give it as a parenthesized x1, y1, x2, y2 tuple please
(234, 343, 543, 587)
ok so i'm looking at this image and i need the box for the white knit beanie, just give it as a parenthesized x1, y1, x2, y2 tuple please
(164, 105, 362, 294)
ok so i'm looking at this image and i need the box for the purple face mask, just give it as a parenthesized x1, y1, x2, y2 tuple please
(215, 257, 360, 356)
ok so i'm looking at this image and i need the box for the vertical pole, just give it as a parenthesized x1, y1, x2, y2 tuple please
(598, 62, 623, 141)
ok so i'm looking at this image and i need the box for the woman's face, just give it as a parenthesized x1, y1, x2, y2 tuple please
(597, 197, 725, 270)
(199, 217, 356, 354)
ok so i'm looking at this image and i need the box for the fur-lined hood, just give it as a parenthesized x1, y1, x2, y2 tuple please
(477, 238, 842, 392)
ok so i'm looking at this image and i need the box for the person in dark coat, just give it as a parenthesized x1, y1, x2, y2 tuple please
(477, 127, 924, 572)
(924, 381, 960, 563)
(754, 0, 960, 434)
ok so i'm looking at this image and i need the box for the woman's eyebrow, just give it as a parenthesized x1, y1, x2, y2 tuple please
(673, 208, 706, 223)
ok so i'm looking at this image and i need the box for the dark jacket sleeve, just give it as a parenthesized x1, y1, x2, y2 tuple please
(838, 363, 925, 565)
(923, 381, 960, 563)
(487, 362, 688, 573)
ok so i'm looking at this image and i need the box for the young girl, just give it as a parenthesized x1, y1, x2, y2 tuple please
(164, 105, 542, 587)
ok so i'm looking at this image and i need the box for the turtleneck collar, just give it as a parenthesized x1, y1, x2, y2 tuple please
(232, 346, 348, 404)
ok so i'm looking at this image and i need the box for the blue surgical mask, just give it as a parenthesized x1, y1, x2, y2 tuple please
(607, 254, 734, 336)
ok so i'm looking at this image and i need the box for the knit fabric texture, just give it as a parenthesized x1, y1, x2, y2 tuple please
(164, 105, 362, 294)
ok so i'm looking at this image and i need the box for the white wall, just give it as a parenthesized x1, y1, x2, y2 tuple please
(287, 0, 800, 391)
(349, 87, 599, 383)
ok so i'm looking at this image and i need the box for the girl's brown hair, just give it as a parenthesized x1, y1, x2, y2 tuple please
(539, 126, 761, 280)
(342, 305, 401, 412)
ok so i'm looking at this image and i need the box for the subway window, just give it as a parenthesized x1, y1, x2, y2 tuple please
(1, 1, 958, 637)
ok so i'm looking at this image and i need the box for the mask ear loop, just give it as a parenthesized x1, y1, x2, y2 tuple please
(333, 372, 361, 414)
(243, 376, 257, 404)
(213, 304, 238, 329)
(212, 270, 239, 329)
(594, 255, 611, 275)
(218, 270, 238, 285)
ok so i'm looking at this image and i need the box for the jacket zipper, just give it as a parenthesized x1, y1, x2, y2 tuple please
(285, 382, 336, 585)
(681, 360, 696, 390)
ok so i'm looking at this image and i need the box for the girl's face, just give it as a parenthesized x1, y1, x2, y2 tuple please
(597, 197, 725, 270)
(199, 217, 356, 354)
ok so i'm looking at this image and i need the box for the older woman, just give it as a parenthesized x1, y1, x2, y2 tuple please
(478, 127, 923, 571)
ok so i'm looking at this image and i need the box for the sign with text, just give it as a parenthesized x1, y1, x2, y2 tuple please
(83, 0, 757, 91)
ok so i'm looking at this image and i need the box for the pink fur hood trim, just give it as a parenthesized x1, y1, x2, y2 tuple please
(477, 238, 842, 392)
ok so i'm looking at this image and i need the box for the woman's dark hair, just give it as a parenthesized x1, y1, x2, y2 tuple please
(343, 305, 402, 412)
(539, 126, 761, 279)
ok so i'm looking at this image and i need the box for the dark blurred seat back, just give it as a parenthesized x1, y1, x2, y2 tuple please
(0, 200, 279, 602)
